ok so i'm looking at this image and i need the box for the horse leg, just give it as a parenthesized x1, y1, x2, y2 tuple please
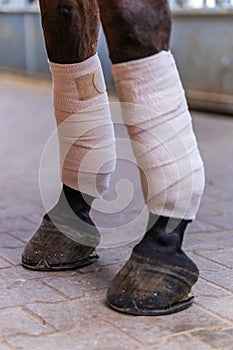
(22, 0, 116, 271)
(99, 0, 205, 315)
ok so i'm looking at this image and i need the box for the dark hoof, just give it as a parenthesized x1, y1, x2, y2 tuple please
(107, 291, 194, 316)
(22, 253, 99, 271)
(22, 216, 100, 271)
(106, 251, 199, 316)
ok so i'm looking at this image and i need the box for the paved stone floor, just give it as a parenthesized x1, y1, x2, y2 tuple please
(0, 73, 233, 350)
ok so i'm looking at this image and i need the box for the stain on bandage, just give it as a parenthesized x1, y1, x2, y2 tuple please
(75, 68, 106, 101)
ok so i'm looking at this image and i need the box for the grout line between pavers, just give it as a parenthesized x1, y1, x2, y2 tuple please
(195, 245, 231, 255)
(39, 280, 70, 300)
(3, 331, 55, 342)
(1, 340, 14, 350)
(198, 276, 233, 295)
(191, 249, 228, 254)
(197, 277, 233, 295)
(3, 323, 81, 342)
(0, 301, 62, 312)
(102, 319, 147, 349)
(0, 287, 106, 310)
(196, 302, 233, 326)
(0, 289, 98, 310)
(77, 262, 125, 275)
(190, 326, 233, 349)
(2, 231, 27, 245)
(194, 218, 233, 231)
(21, 306, 56, 332)
(151, 332, 215, 350)
(0, 247, 23, 252)
(0, 256, 15, 268)
(21, 215, 43, 226)
(143, 336, 168, 349)
(0, 215, 37, 229)
(188, 332, 219, 350)
(148, 324, 233, 349)
(188, 229, 233, 235)
(192, 251, 232, 270)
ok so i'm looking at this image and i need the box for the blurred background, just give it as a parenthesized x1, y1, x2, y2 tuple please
(0, 0, 233, 114)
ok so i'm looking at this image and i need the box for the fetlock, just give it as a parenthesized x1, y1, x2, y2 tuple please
(59, 184, 95, 226)
(46, 185, 100, 248)
(133, 214, 199, 276)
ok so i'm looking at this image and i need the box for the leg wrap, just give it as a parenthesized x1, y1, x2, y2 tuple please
(49, 54, 116, 197)
(112, 51, 205, 220)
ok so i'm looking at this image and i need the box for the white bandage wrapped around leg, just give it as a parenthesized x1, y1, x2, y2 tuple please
(112, 51, 205, 220)
(49, 54, 116, 197)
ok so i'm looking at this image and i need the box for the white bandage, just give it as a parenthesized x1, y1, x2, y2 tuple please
(112, 51, 205, 220)
(49, 54, 116, 197)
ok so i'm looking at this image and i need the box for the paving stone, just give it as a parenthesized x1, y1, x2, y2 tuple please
(193, 278, 231, 299)
(205, 213, 233, 230)
(76, 259, 124, 274)
(210, 174, 233, 193)
(201, 270, 233, 293)
(151, 334, 212, 350)
(7, 322, 141, 350)
(183, 234, 212, 251)
(204, 184, 233, 201)
(184, 232, 232, 251)
(97, 246, 131, 265)
(0, 211, 6, 221)
(107, 304, 229, 346)
(0, 269, 23, 290)
(188, 252, 227, 272)
(196, 205, 221, 221)
(27, 290, 113, 331)
(0, 280, 64, 308)
(41, 265, 120, 298)
(199, 195, 232, 215)
(0, 232, 24, 248)
(197, 296, 233, 322)
(1, 204, 43, 224)
(0, 307, 50, 337)
(192, 328, 233, 350)
(0, 258, 10, 269)
(0, 247, 23, 265)
(11, 265, 77, 281)
(197, 248, 233, 269)
(1, 216, 35, 234)
(0, 217, 37, 242)
(186, 220, 220, 234)
(0, 266, 71, 290)
(79, 246, 131, 273)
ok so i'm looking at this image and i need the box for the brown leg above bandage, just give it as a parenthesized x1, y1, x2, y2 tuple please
(98, 0, 172, 63)
(39, 0, 100, 64)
